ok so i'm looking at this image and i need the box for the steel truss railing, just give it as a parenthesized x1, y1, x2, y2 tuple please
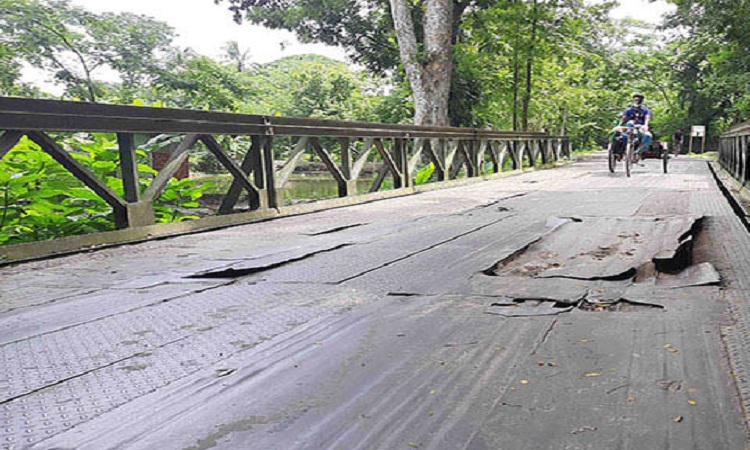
(719, 122, 750, 185)
(0, 96, 570, 231)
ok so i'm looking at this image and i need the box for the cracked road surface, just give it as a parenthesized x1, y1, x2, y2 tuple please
(2, 155, 749, 449)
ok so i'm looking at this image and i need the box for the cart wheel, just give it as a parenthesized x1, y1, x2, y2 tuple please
(625, 142, 633, 177)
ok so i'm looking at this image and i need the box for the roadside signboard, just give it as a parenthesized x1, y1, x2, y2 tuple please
(689, 125, 707, 153)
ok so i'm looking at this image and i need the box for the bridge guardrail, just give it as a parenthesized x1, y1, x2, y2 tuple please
(0, 96, 569, 257)
(719, 121, 750, 185)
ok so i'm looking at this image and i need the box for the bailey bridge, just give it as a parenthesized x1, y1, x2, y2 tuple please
(2, 98, 750, 449)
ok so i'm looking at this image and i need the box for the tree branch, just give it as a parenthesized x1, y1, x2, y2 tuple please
(30, 18, 98, 101)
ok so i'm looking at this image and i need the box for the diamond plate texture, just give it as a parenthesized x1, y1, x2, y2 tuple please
(0, 283, 358, 449)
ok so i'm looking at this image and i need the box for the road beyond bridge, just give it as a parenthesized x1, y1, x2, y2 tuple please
(2, 155, 750, 449)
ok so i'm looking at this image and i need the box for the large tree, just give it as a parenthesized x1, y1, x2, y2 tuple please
(215, 0, 463, 126)
(389, 0, 453, 125)
(662, 0, 750, 132)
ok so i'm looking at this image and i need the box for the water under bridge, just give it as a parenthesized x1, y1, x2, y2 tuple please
(2, 98, 750, 449)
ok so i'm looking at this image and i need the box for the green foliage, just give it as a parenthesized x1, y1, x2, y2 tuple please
(135, 53, 404, 125)
(0, 0, 175, 102)
(0, 134, 211, 245)
(241, 55, 396, 121)
(0, 136, 113, 244)
(452, 0, 629, 147)
(214, 0, 399, 73)
(154, 54, 255, 111)
(660, 0, 750, 139)
(414, 163, 435, 185)
(152, 176, 211, 223)
(6, 0, 750, 247)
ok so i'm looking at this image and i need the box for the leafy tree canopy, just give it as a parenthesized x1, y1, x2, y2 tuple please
(0, 0, 175, 102)
(214, 0, 399, 73)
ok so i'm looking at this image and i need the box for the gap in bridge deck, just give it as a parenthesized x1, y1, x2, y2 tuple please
(473, 215, 720, 316)
(185, 243, 354, 279)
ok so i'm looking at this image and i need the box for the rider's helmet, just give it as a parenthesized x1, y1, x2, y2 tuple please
(632, 92, 645, 107)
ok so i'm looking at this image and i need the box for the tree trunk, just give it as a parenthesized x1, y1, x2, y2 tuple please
(511, 0, 519, 131)
(521, 0, 538, 131)
(389, 0, 453, 126)
(512, 44, 519, 131)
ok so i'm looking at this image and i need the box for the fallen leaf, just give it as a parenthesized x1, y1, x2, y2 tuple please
(688, 399, 697, 405)
(538, 360, 546, 366)
(674, 416, 684, 423)
(520, 379, 529, 385)
(429, 389, 438, 395)
(570, 425, 597, 434)
(578, 339, 591, 343)
(313, 341, 323, 345)
(548, 361, 558, 367)
(663, 344, 672, 348)
(627, 397, 637, 403)
(667, 348, 679, 354)
(584, 372, 602, 377)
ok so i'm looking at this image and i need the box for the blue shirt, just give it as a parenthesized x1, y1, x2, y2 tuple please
(622, 105, 651, 125)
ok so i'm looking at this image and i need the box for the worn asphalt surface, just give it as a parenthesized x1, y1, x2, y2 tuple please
(2, 154, 750, 449)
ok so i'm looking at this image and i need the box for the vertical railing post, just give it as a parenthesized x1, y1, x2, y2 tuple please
(741, 136, 746, 183)
(117, 132, 154, 228)
(744, 136, 750, 185)
(490, 141, 500, 173)
(390, 139, 403, 189)
(340, 137, 358, 195)
(261, 135, 278, 208)
(403, 138, 413, 187)
(475, 140, 486, 175)
(465, 141, 477, 177)
(517, 140, 525, 169)
(117, 133, 139, 203)
(432, 139, 448, 181)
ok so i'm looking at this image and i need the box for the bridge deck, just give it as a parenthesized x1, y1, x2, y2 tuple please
(2, 155, 749, 449)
